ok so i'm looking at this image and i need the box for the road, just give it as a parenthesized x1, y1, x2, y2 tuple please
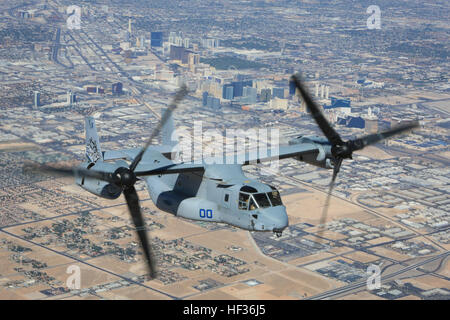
(0, 197, 179, 300)
(261, 162, 447, 252)
(0, 228, 177, 300)
(306, 251, 449, 300)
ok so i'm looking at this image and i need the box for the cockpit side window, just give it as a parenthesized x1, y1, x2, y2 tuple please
(238, 192, 250, 210)
(267, 190, 282, 206)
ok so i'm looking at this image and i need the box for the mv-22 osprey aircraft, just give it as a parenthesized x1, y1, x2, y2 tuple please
(27, 75, 419, 278)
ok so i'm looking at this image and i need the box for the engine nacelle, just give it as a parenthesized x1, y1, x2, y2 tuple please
(75, 161, 128, 199)
(289, 135, 334, 169)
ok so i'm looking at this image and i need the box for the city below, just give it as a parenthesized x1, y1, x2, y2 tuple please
(0, 0, 448, 300)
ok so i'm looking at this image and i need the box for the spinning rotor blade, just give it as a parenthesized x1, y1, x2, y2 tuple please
(349, 121, 420, 152)
(290, 74, 344, 146)
(23, 163, 118, 184)
(22, 85, 192, 280)
(291, 74, 419, 156)
(129, 84, 188, 172)
(291, 74, 420, 244)
(317, 158, 342, 243)
(123, 186, 157, 279)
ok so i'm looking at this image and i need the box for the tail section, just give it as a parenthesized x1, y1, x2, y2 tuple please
(85, 116, 103, 163)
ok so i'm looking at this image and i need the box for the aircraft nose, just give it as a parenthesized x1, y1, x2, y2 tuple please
(257, 206, 288, 232)
(274, 206, 289, 231)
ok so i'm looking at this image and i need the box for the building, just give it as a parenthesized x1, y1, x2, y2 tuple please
(231, 81, 243, 97)
(112, 82, 123, 95)
(167, 33, 190, 48)
(86, 86, 96, 93)
(272, 87, 284, 99)
(225, 86, 234, 100)
(86, 86, 105, 94)
(33, 91, 40, 108)
(168, 32, 177, 44)
(206, 96, 221, 110)
(299, 98, 307, 113)
(136, 36, 145, 48)
(151, 32, 163, 47)
(222, 84, 234, 100)
(271, 97, 288, 110)
(324, 97, 351, 109)
(289, 80, 296, 95)
(243, 80, 253, 88)
(356, 79, 385, 88)
(188, 53, 200, 71)
(365, 116, 379, 133)
(212, 98, 221, 110)
(243, 87, 257, 104)
(169, 45, 185, 61)
(201, 38, 220, 48)
(126, 19, 132, 43)
(19, 10, 35, 19)
(346, 116, 365, 129)
(202, 80, 222, 98)
(183, 38, 190, 48)
(230, 80, 252, 98)
(170, 45, 191, 64)
(260, 88, 271, 102)
(202, 92, 209, 106)
(67, 90, 76, 105)
(155, 70, 174, 81)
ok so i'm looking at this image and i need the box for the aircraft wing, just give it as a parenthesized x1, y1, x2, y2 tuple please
(134, 162, 205, 176)
(244, 142, 319, 165)
(102, 149, 138, 161)
(134, 142, 319, 176)
(102, 145, 175, 161)
(207, 142, 320, 165)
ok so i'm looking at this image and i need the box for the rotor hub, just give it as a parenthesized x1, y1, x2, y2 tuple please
(114, 167, 137, 189)
(332, 144, 349, 159)
(332, 140, 361, 160)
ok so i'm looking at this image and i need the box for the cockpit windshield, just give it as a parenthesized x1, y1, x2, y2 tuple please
(238, 188, 283, 211)
(249, 197, 258, 211)
(253, 193, 271, 208)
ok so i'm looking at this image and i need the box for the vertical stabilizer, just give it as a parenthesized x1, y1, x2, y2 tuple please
(85, 116, 103, 163)
(162, 114, 177, 147)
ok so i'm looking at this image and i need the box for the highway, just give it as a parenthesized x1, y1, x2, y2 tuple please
(306, 251, 449, 300)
